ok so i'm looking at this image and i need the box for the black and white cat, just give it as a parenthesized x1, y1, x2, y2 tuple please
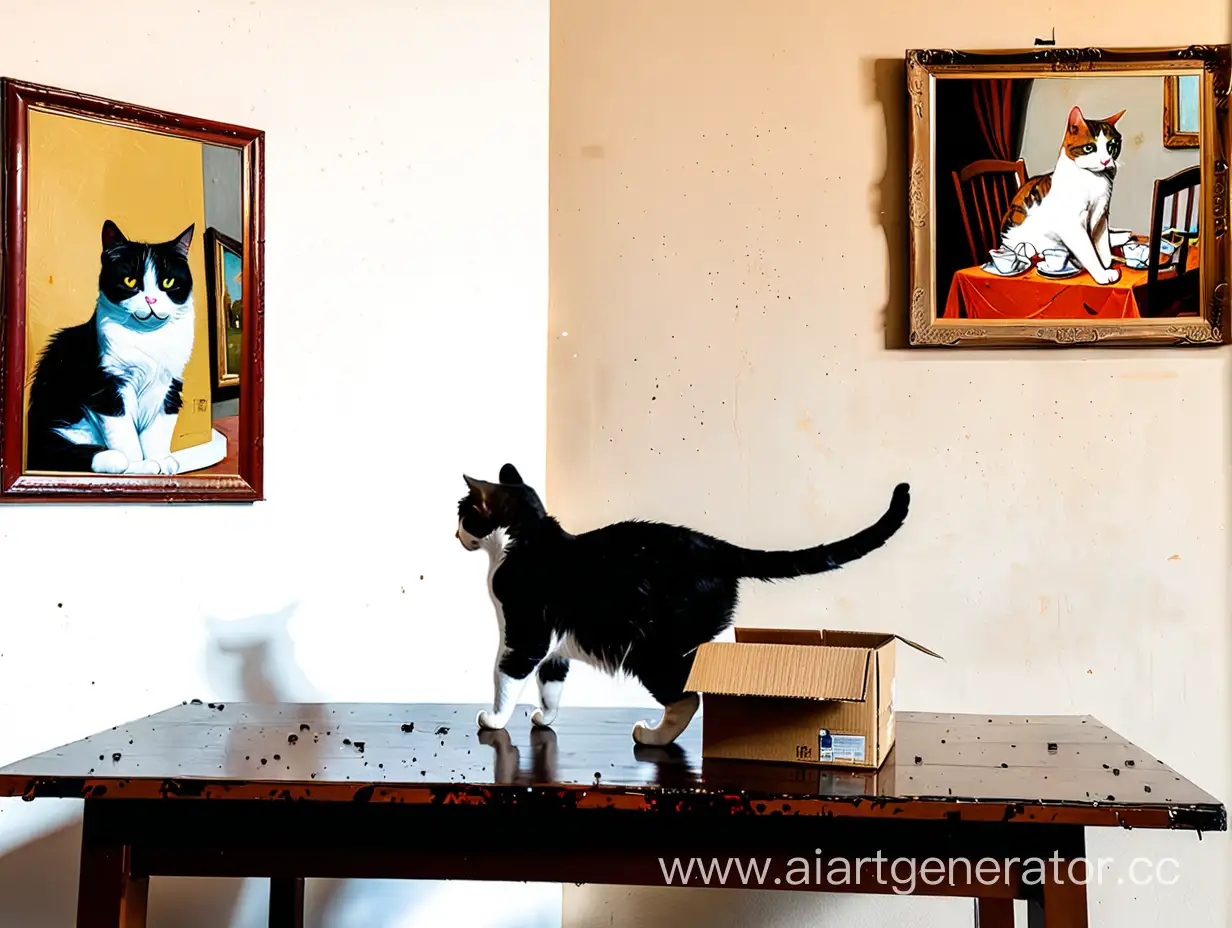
(457, 465, 911, 746)
(27, 220, 196, 475)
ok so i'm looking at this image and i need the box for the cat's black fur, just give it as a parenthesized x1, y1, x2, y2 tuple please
(26, 220, 192, 472)
(459, 464, 910, 712)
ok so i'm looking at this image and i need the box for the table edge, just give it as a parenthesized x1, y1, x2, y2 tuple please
(1, 774, 1223, 831)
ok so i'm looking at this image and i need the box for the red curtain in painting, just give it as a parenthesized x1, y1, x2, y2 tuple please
(970, 79, 1031, 163)
(933, 78, 1034, 309)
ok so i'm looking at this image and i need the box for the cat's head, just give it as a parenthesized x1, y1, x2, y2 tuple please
(1063, 106, 1124, 174)
(98, 220, 195, 326)
(456, 463, 545, 550)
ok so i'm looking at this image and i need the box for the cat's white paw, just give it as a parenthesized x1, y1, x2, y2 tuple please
(531, 707, 557, 728)
(1093, 267, 1121, 286)
(476, 710, 506, 731)
(124, 459, 162, 475)
(632, 720, 665, 746)
(91, 450, 129, 474)
(157, 456, 180, 476)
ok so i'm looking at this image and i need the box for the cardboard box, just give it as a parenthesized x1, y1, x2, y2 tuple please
(685, 627, 941, 769)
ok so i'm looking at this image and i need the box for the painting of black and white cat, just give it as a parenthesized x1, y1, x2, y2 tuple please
(26, 220, 196, 475)
(456, 464, 910, 746)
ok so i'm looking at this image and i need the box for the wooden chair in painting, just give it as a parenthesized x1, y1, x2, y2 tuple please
(1140, 164, 1201, 318)
(952, 159, 1028, 268)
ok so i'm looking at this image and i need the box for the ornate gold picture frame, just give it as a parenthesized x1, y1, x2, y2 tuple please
(1163, 74, 1201, 149)
(907, 46, 1229, 348)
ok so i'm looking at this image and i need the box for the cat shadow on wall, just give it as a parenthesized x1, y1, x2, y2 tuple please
(205, 602, 316, 703)
(199, 603, 352, 928)
(204, 605, 467, 928)
(138, 603, 333, 927)
(865, 56, 913, 349)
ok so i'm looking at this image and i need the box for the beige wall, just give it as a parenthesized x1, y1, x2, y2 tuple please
(549, 2, 1230, 926)
(1019, 75, 1201, 232)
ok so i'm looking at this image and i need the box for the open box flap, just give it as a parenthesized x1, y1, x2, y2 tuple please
(891, 634, 944, 660)
(733, 627, 824, 646)
(733, 627, 944, 660)
(685, 642, 870, 702)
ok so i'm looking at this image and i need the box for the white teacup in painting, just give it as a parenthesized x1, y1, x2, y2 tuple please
(1122, 242, 1151, 268)
(1041, 248, 1071, 272)
(988, 247, 1021, 274)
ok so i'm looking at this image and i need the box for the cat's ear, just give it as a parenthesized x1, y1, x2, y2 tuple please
(101, 220, 128, 251)
(463, 474, 499, 510)
(1104, 109, 1126, 127)
(1067, 106, 1086, 135)
(172, 224, 195, 258)
(499, 463, 523, 485)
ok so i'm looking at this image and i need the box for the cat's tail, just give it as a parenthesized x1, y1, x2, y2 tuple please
(731, 483, 910, 582)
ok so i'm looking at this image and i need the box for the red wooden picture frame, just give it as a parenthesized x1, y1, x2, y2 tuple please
(0, 79, 264, 501)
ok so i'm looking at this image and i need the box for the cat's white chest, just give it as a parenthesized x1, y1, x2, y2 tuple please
(481, 529, 510, 634)
(97, 302, 194, 428)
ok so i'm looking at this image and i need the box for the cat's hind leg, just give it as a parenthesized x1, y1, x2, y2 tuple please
(531, 656, 569, 728)
(632, 693, 700, 747)
(631, 650, 704, 745)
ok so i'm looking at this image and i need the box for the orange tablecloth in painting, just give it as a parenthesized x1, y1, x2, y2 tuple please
(943, 246, 1200, 320)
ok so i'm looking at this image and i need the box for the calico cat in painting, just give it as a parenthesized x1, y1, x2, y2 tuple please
(26, 220, 195, 475)
(456, 465, 910, 745)
(1001, 106, 1125, 285)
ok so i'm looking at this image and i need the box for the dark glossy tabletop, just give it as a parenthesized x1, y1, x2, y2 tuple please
(0, 703, 1223, 830)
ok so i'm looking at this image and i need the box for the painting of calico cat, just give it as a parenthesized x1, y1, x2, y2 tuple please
(456, 464, 910, 746)
(1001, 105, 1124, 285)
(26, 220, 196, 475)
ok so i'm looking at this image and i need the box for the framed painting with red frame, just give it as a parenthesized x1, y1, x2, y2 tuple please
(0, 79, 264, 500)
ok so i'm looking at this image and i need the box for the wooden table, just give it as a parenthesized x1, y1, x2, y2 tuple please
(0, 703, 1223, 928)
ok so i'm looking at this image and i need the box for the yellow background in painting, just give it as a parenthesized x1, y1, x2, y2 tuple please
(23, 108, 212, 466)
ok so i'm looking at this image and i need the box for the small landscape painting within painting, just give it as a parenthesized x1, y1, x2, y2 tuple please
(907, 47, 1229, 347)
(206, 227, 243, 403)
(1164, 74, 1200, 149)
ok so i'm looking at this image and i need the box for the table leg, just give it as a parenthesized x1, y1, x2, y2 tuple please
(76, 841, 148, 928)
(976, 897, 1014, 927)
(269, 876, 305, 928)
(1026, 859, 1089, 928)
